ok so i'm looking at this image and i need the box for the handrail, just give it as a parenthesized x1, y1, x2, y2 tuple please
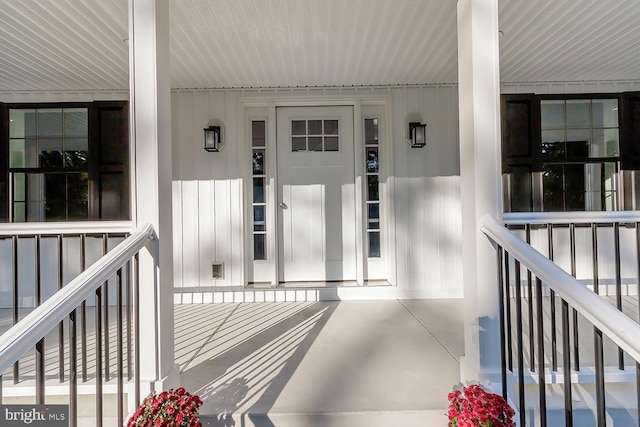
(0, 222, 155, 375)
(0, 220, 134, 236)
(503, 211, 640, 225)
(481, 214, 640, 363)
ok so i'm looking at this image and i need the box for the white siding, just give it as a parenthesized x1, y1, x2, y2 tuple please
(171, 85, 464, 297)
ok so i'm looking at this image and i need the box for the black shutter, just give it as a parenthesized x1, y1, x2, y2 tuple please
(90, 101, 130, 220)
(501, 94, 540, 212)
(0, 103, 7, 222)
(620, 92, 640, 170)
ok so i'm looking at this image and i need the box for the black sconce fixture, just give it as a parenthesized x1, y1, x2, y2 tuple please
(203, 125, 222, 152)
(408, 122, 427, 148)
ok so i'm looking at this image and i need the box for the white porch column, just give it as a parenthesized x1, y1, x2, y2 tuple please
(128, 0, 178, 392)
(457, 0, 503, 383)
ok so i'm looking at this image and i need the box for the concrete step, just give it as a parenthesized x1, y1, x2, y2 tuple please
(199, 409, 448, 427)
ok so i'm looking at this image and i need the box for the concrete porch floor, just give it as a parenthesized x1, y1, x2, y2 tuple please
(175, 299, 464, 426)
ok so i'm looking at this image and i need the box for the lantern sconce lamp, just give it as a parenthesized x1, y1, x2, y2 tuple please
(408, 122, 427, 148)
(203, 125, 222, 152)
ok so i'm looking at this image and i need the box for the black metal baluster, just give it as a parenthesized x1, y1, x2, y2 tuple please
(504, 251, 513, 372)
(58, 235, 64, 382)
(636, 362, 640, 427)
(12, 236, 19, 384)
(134, 253, 140, 407)
(497, 247, 508, 399)
(594, 327, 606, 427)
(569, 223, 579, 371)
(515, 260, 525, 427)
(117, 268, 124, 427)
(35, 235, 45, 404)
(548, 224, 557, 371)
(526, 225, 535, 371)
(535, 277, 547, 427)
(126, 260, 132, 381)
(562, 299, 573, 427)
(614, 222, 624, 370)
(95, 286, 103, 427)
(69, 308, 78, 427)
(80, 235, 87, 383)
(592, 223, 599, 294)
(103, 235, 110, 382)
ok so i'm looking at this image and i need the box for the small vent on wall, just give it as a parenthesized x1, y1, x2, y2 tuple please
(212, 263, 224, 279)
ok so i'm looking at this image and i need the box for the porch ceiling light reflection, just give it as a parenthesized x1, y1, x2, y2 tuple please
(408, 122, 427, 148)
(204, 125, 222, 152)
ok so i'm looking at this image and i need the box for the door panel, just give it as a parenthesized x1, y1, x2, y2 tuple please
(276, 106, 356, 282)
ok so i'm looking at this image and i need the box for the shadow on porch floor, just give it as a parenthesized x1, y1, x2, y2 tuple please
(175, 299, 464, 426)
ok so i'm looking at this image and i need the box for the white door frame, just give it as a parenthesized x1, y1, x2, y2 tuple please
(239, 95, 395, 287)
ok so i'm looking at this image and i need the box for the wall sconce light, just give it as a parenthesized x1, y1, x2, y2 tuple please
(408, 122, 427, 148)
(203, 125, 222, 152)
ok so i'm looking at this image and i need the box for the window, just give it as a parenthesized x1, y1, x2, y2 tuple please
(251, 120, 267, 260)
(364, 118, 381, 257)
(502, 93, 640, 212)
(0, 102, 129, 222)
(291, 119, 339, 152)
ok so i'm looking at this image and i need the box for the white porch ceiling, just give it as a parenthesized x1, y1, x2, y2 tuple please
(0, 0, 638, 92)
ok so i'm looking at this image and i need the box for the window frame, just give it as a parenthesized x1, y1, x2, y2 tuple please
(0, 101, 130, 222)
(501, 92, 640, 213)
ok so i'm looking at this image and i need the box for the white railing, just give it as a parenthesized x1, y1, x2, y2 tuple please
(482, 214, 640, 362)
(0, 221, 155, 426)
(481, 214, 640, 427)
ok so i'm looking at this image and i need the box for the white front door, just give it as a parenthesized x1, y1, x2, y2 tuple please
(276, 106, 356, 283)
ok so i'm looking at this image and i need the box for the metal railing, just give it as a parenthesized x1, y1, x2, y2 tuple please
(482, 214, 640, 427)
(0, 222, 155, 427)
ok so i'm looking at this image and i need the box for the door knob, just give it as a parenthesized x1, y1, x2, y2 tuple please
(279, 202, 288, 209)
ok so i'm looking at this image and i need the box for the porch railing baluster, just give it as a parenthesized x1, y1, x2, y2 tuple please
(103, 234, 110, 382)
(69, 308, 78, 427)
(569, 223, 579, 372)
(12, 235, 19, 384)
(548, 224, 557, 372)
(526, 225, 535, 371)
(95, 285, 103, 427)
(497, 246, 508, 399)
(535, 276, 547, 427)
(35, 235, 45, 405)
(614, 222, 624, 370)
(58, 235, 65, 383)
(117, 268, 124, 427)
(514, 259, 526, 427)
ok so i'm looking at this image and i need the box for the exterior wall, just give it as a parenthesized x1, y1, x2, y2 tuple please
(170, 85, 464, 297)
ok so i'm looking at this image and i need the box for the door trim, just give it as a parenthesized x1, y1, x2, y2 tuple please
(239, 95, 394, 287)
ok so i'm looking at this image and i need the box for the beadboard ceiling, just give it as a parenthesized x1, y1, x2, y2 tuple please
(0, 0, 638, 91)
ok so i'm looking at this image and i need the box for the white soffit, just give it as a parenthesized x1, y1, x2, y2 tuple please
(0, 0, 638, 91)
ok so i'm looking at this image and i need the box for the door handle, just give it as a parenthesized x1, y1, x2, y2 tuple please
(279, 202, 288, 209)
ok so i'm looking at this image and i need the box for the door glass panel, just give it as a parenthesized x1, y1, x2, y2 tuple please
(308, 120, 322, 135)
(292, 137, 306, 152)
(324, 120, 338, 135)
(291, 120, 306, 135)
(324, 137, 339, 151)
(253, 177, 265, 203)
(366, 148, 379, 172)
(367, 175, 379, 201)
(308, 137, 322, 152)
(252, 150, 265, 175)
